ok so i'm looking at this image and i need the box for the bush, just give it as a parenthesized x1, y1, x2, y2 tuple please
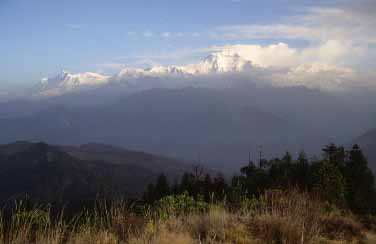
(151, 192, 208, 219)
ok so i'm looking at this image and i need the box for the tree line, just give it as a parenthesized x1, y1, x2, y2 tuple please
(144, 144, 376, 216)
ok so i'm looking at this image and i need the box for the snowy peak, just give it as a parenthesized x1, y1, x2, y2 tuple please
(35, 70, 109, 96)
(148, 66, 187, 76)
(40, 70, 109, 88)
(112, 51, 253, 80)
(195, 52, 253, 73)
(33, 52, 255, 96)
(113, 66, 188, 82)
(113, 68, 146, 80)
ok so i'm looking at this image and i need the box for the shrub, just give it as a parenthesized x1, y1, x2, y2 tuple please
(152, 192, 208, 219)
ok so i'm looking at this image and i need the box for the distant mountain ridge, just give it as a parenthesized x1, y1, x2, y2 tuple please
(61, 142, 190, 177)
(0, 141, 189, 205)
(1, 85, 374, 170)
(0, 88, 301, 170)
(34, 52, 253, 96)
(34, 70, 109, 96)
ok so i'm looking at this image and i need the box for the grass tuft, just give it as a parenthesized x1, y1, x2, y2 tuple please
(0, 190, 370, 243)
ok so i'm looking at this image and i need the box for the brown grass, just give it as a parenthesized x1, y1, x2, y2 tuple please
(0, 190, 369, 244)
(245, 190, 322, 244)
(320, 212, 364, 243)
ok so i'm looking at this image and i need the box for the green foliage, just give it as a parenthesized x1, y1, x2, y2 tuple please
(236, 161, 269, 197)
(144, 143, 376, 217)
(143, 174, 171, 203)
(294, 151, 312, 188)
(153, 192, 208, 219)
(312, 159, 346, 205)
(344, 145, 376, 214)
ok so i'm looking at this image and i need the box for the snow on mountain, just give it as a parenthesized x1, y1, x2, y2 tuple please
(34, 52, 254, 96)
(111, 52, 252, 81)
(32, 50, 354, 97)
(185, 52, 253, 74)
(275, 63, 355, 91)
(111, 65, 188, 82)
(35, 70, 110, 96)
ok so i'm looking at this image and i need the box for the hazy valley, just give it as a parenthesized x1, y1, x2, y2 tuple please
(1, 0, 376, 243)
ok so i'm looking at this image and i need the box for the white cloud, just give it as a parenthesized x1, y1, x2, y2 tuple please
(204, 43, 299, 68)
(279, 63, 356, 91)
(142, 30, 154, 38)
(161, 32, 171, 38)
(209, 5, 376, 70)
(97, 4, 375, 91)
(199, 41, 369, 90)
(199, 4, 376, 90)
(192, 32, 200, 38)
(203, 40, 359, 69)
(212, 7, 376, 45)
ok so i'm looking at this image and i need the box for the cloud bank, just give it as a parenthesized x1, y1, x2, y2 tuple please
(39, 3, 376, 95)
(127, 4, 375, 91)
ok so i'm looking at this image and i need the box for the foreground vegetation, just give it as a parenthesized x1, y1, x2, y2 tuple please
(0, 189, 373, 243)
(0, 143, 375, 243)
(146, 144, 376, 216)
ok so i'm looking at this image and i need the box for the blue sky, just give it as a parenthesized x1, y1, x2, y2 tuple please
(1, 0, 373, 92)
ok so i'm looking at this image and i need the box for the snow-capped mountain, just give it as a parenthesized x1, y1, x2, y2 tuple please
(112, 52, 252, 80)
(186, 52, 253, 74)
(33, 52, 253, 96)
(32, 50, 354, 97)
(111, 66, 187, 82)
(34, 71, 110, 96)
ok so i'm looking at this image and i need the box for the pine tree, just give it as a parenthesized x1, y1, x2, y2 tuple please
(312, 159, 345, 205)
(294, 151, 311, 189)
(143, 183, 156, 203)
(344, 145, 376, 214)
(213, 173, 228, 200)
(179, 172, 194, 194)
(154, 174, 170, 200)
(238, 161, 268, 196)
(322, 143, 346, 169)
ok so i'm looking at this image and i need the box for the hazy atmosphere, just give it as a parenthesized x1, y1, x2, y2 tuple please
(1, 1, 376, 243)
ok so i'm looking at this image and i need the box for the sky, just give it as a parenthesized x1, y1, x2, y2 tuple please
(0, 0, 375, 93)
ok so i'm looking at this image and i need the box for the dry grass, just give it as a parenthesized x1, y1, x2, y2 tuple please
(245, 190, 322, 244)
(0, 190, 370, 244)
(320, 212, 365, 243)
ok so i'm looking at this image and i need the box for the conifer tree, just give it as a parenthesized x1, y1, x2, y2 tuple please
(344, 144, 376, 214)
(154, 174, 170, 200)
(313, 159, 345, 205)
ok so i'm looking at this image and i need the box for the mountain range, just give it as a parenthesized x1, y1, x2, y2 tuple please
(1, 86, 374, 171)
(0, 141, 189, 206)
(32, 50, 356, 97)
(1, 49, 375, 172)
(34, 52, 253, 97)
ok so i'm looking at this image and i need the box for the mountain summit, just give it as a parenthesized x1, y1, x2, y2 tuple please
(190, 52, 252, 74)
(33, 52, 253, 97)
(35, 70, 110, 96)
